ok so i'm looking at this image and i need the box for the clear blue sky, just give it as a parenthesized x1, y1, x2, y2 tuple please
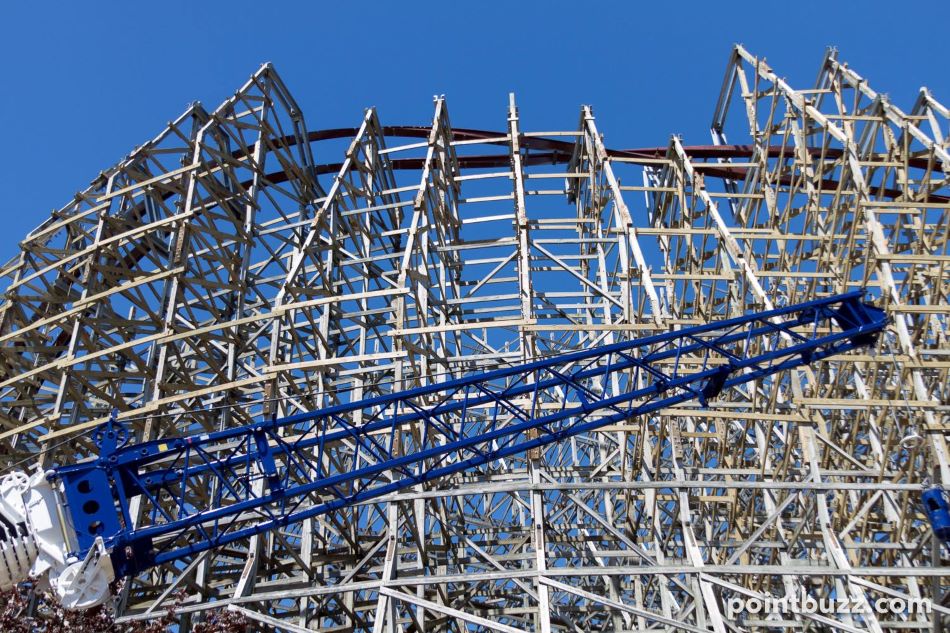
(1, 1, 946, 264)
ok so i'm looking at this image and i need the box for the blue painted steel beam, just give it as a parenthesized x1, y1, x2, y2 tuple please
(50, 292, 886, 578)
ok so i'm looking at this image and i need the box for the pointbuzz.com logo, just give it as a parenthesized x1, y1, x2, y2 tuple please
(724, 591, 931, 620)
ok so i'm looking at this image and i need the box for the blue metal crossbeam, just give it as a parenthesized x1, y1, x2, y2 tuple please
(51, 292, 886, 578)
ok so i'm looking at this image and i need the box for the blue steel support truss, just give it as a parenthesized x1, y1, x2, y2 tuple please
(51, 292, 886, 578)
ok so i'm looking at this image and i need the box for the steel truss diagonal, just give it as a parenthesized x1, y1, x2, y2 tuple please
(1, 47, 948, 631)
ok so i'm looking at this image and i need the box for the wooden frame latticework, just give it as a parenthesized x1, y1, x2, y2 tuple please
(0, 46, 947, 631)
